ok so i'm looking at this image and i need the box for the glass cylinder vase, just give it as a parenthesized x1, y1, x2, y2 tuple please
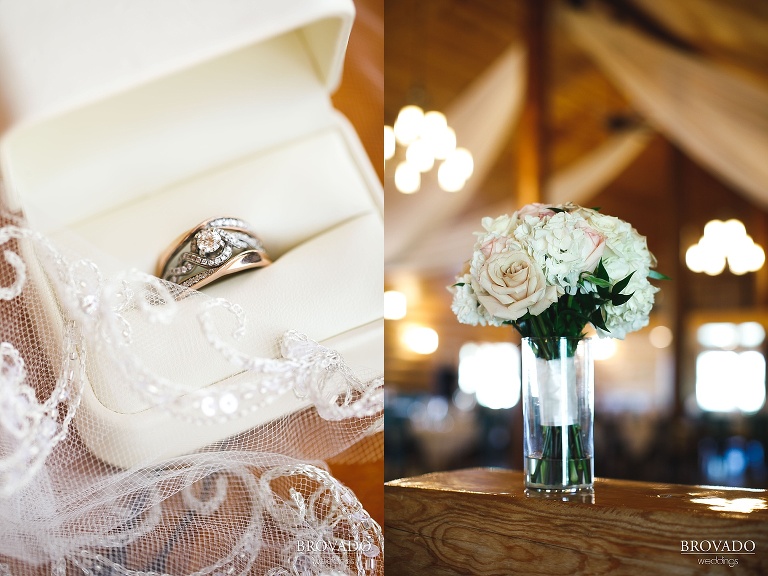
(522, 337, 594, 492)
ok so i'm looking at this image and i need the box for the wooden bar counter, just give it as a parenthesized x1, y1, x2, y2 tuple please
(385, 468, 768, 575)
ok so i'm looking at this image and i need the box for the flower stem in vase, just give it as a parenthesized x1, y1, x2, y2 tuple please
(522, 337, 594, 492)
(527, 424, 592, 488)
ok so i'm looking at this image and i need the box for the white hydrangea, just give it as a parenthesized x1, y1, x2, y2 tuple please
(449, 274, 504, 327)
(583, 208, 660, 339)
(514, 211, 605, 295)
(582, 210, 657, 272)
(598, 280, 659, 339)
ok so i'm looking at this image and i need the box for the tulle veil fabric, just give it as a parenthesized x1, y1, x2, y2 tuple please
(0, 215, 383, 575)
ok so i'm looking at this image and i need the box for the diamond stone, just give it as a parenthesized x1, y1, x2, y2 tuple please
(195, 228, 223, 254)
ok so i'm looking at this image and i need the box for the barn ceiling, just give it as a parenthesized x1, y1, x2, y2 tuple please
(384, 0, 768, 223)
(383, 0, 768, 392)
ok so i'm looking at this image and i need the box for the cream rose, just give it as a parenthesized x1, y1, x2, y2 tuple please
(480, 214, 516, 236)
(472, 247, 560, 321)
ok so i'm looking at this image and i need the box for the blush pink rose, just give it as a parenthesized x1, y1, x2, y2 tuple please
(515, 203, 556, 220)
(473, 248, 560, 321)
(577, 222, 606, 273)
(479, 234, 517, 259)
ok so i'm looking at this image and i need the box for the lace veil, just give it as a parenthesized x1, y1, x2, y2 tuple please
(0, 213, 383, 575)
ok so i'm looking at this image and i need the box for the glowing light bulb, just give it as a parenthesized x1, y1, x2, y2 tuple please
(384, 291, 407, 320)
(723, 218, 747, 240)
(428, 126, 456, 160)
(703, 253, 727, 276)
(703, 219, 726, 243)
(406, 139, 435, 172)
(730, 240, 765, 274)
(393, 105, 424, 146)
(437, 160, 466, 192)
(394, 161, 421, 194)
(421, 111, 448, 141)
(685, 244, 706, 273)
(446, 147, 474, 179)
(403, 326, 439, 354)
(384, 125, 396, 161)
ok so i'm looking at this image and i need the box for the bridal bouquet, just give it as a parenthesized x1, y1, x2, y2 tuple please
(450, 202, 666, 489)
(450, 202, 666, 352)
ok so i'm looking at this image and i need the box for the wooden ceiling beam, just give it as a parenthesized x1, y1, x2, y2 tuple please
(516, 0, 549, 206)
(592, 0, 699, 53)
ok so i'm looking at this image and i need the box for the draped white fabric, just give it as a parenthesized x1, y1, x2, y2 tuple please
(563, 8, 768, 210)
(387, 125, 653, 273)
(630, 0, 768, 72)
(544, 126, 653, 206)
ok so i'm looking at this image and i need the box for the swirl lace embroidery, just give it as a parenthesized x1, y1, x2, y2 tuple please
(52, 462, 382, 576)
(0, 223, 382, 576)
(91, 275, 383, 423)
(0, 323, 85, 498)
(0, 224, 381, 428)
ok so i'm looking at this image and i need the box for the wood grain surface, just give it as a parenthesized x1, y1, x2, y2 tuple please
(385, 468, 768, 575)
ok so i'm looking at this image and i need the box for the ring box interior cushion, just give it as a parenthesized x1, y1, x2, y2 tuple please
(0, 0, 383, 467)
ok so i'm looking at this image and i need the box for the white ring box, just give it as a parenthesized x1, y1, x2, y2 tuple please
(0, 0, 383, 468)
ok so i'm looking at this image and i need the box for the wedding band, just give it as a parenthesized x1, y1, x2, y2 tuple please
(157, 217, 271, 290)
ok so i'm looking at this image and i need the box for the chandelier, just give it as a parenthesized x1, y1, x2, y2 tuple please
(385, 105, 474, 194)
(685, 219, 765, 275)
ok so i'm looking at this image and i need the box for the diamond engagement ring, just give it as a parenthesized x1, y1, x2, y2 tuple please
(157, 217, 271, 290)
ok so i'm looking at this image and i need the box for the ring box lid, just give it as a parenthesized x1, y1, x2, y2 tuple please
(0, 0, 351, 127)
(0, 0, 355, 225)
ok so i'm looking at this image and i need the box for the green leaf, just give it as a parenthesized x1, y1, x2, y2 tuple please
(582, 274, 612, 288)
(452, 282, 466, 287)
(548, 207, 567, 213)
(612, 271, 635, 295)
(590, 309, 608, 332)
(611, 292, 634, 306)
(595, 259, 609, 282)
(648, 270, 671, 281)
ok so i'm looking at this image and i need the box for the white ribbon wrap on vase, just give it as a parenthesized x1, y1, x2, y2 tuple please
(534, 356, 579, 427)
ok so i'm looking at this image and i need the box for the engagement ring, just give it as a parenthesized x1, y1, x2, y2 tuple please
(157, 217, 271, 290)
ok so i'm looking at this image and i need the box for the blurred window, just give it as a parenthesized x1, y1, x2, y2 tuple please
(695, 322, 766, 413)
(458, 342, 520, 409)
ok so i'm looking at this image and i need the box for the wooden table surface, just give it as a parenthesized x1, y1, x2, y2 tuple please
(385, 468, 768, 575)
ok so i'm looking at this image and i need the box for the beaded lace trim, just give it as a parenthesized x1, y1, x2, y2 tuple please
(0, 224, 383, 575)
